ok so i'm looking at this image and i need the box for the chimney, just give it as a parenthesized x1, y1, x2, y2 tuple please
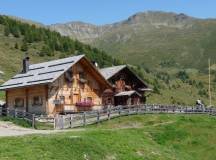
(91, 61, 99, 68)
(22, 56, 30, 73)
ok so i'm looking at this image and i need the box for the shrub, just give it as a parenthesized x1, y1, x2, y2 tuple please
(176, 70, 189, 82)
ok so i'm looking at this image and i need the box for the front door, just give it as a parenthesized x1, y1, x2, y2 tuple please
(73, 94, 80, 104)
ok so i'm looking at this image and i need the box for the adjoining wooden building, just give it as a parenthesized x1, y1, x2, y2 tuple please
(100, 65, 151, 106)
(0, 55, 112, 116)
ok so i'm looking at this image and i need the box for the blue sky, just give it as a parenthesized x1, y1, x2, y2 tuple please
(0, 0, 215, 25)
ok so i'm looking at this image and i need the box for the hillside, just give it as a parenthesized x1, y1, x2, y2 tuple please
(50, 11, 216, 71)
(0, 15, 122, 79)
(0, 15, 121, 99)
(0, 114, 216, 159)
(1, 14, 216, 105)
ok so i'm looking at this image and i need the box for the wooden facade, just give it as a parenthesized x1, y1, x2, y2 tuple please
(100, 66, 149, 106)
(1, 55, 150, 116)
(3, 56, 112, 116)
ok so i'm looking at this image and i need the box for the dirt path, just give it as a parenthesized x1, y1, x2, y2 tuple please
(0, 121, 84, 137)
(0, 119, 175, 137)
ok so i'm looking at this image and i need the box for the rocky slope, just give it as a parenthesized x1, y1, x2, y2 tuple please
(49, 11, 216, 71)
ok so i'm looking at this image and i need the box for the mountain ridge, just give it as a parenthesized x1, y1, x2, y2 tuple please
(48, 11, 216, 71)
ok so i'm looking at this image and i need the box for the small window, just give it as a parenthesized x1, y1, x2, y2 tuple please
(79, 72, 85, 79)
(32, 96, 43, 106)
(14, 98, 24, 108)
(87, 97, 92, 103)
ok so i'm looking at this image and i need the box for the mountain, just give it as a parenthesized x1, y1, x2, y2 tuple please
(49, 11, 216, 71)
(0, 13, 216, 106)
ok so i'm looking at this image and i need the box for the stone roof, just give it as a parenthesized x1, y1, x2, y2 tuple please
(100, 65, 149, 88)
(0, 55, 84, 90)
(99, 65, 126, 80)
(114, 90, 141, 97)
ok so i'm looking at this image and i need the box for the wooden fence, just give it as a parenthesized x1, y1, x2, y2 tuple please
(0, 107, 36, 128)
(0, 105, 216, 130)
(54, 104, 216, 129)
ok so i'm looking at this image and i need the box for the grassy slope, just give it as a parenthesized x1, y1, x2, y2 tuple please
(0, 114, 215, 160)
(140, 67, 216, 105)
(91, 17, 216, 105)
(0, 17, 215, 105)
(93, 19, 216, 71)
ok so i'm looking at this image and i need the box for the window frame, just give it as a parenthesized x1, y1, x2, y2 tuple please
(32, 96, 43, 106)
(14, 97, 24, 108)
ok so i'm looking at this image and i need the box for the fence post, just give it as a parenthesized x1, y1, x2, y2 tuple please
(0, 107, 2, 116)
(54, 115, 56, 129)
(32, 114, 35, 128)
(108, 108, 111, 120)
(127, 106, 130, 115)
(118, 106, 121, 115)
(97, 111, 100, 123)
(83, 112, 86, 126)
(70, 114, 73, 128)
(14, 109, 17, 118)
(7, 108, 9, 116)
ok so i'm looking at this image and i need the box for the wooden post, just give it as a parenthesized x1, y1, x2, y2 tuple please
(70, 114, 73, 128)
(97, 111, 100, 123)
(32, 114, 35, 128)
(61, 115, 64, 129)
(83, 112, 86, 126)
(118, 106, 121, 115)
(14, 109, 17, 118)
(45, 85, 49, 115)
(54, 115, 56, 129)
(7, 108, 9, 116)
(5, 90, 8, 109)
(0, 107, 2, 116)
(136, 107, 139, 114)
(108, 109, 111, 120)
(25, 88, 29, 112)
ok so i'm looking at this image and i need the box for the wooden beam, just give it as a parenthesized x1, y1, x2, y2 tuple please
(25, 88, 29, 112)
(5, 90, 8, 108)
(45, 85, 49, 114)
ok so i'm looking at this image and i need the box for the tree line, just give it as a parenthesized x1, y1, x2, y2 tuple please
(0, 15, 121, 67)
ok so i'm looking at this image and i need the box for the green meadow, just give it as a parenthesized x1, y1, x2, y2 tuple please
(0, 114, 215, 160)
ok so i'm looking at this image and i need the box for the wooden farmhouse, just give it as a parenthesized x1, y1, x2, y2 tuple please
(0, 55, 112, 116)
(0, 55, 150, 116)
(100, 65, 151, 106)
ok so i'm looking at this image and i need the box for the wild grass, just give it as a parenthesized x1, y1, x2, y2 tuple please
(0, 116, 53, 130)
(0, 116, 32, 128)
(0, 114, 215, 160)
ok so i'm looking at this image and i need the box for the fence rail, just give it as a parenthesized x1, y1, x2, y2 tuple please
(54, 104, 216, 129)
(0, 107, 36, 128)
(1, 105, 216, 130)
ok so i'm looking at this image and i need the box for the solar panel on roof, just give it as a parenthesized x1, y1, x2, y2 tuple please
(0, 55, 85, 90)
(48, 60, 74, 67)
(0, 82, 23, 87)
(12, 74, 34, 79)
(29, 66, 45, 71)
(27, 78, 53, 84)
(38, 69, 64, 75)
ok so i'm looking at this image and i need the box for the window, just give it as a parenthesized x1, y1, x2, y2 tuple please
(32, 96, 43, 106)
(14, 98, 24, 108)
(65, 69, 73, 83)
(79, 72, 85, 79)
(87, 97, 93, 103)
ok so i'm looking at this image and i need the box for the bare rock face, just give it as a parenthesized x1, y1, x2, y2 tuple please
(48, 11, 196, 43)
(49, 21, 112, 43)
